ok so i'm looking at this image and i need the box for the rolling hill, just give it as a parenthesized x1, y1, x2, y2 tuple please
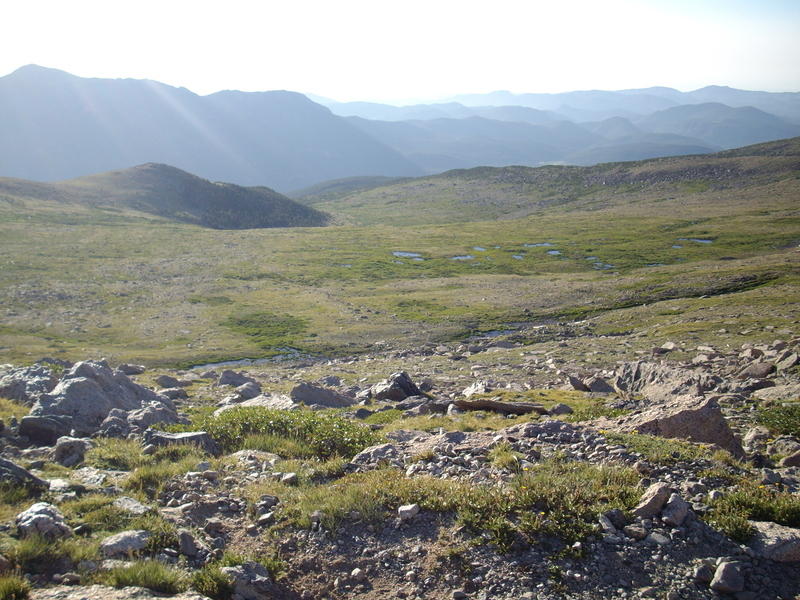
(0, 163, 330, 229)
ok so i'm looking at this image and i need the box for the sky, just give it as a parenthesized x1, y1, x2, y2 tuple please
(1, 0, 798, 104)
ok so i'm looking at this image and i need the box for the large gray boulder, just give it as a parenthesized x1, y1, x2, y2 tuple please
(594, 395, 744, 457)
(372, 372, 421, 402)
(220, 562, 275, 600)
(612, 361, 721, 403)
(100, 530, 150, 557)
(290, 382, 354, 408)
(213, 394, 296, 417)
(16, 502, 72, 539)
(52, 436, 92, 467)
(0, 457, 48, 490)
(142, 429, 221, 457)
(749, 521, 800, 562)
(0, 364, 57, 405)
(26, 360, 181, 442)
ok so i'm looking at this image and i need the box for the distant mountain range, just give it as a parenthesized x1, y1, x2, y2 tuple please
(1, 65, 798, 190)
(0, 163, 329, 229)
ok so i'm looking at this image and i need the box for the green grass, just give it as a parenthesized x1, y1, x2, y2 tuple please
(0, 398, 27, 423)
(245, 458, 639, 552)
(603, 432, 717, 464)
(757, 403, 800, 437)
(184, 407, 381, 458)
(0, 574, 30, 600)
(488, 441, 523, 472)
(5, 535, 99, 574)
(97, 560, 187, 594)
(707, 480, 800, 542)
(0, 143, 798, 366)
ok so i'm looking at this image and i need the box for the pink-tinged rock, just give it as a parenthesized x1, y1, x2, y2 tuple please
(750, 521, 800, 562)
(632, 482, 672, 518)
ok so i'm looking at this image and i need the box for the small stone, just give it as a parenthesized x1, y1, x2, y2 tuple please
(632, 482, 672, 518)
(398, 503, 420, 521)
(661, 493, 690, 527)
(351, 567, 366, 582)
(693, 564, 714, 583)
(281, 472, 298, 485)
(452, 591, 468, 600)
(710, 562, 744, 593)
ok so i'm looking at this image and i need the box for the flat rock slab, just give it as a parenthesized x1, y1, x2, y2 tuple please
(31, 585, 211, 599)
(454, 397, 549, 415)
(750, 521, 800, 562)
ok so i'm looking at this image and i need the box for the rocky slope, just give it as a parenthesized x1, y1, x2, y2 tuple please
(0, 330, 798, 600)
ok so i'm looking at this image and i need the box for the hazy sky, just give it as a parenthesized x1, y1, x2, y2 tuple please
(2, 0, 798, 103)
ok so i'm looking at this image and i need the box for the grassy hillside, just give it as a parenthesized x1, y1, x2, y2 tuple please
(0, 163, 330, 229)
(0, 139, 798, 366)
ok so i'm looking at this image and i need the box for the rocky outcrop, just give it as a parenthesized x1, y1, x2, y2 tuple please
(52, 436, 92, 467)
(290, 382, 355, 408)
(612, 361, 721, 403)
(16, 503, 72, 539)
(22, 360, 182, 444)
(0, 364, 57, 405)
(750, 521, 800, 562)
(0, 457, 48, 490)
(372, 372, 421, 401)
(594, 395, 744, 457)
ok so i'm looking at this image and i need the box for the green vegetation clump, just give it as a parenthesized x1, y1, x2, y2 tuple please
(603, 432, 715, 464)
(190, 551, 284, 600)
(0, 574, 30, 600)
(757, 403, 800, 437)
(5, 535, 99, 574)
(707, 480, 800, 542)
(222, 312, 307, 351)
(488, 441, 523, 472)
(189, 407, 381, 458)
(246, 458, 638, 552)
(98, 560, 187, 594)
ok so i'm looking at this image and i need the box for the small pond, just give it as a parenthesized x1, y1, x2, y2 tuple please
(678, 238, 713, 244)
(451, 255, 475, 261)
(524, 242, 554, 247)
(392, 251, 423, 258)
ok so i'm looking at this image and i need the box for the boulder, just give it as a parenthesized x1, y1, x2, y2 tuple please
(754, 383, 800, 402)
(155, 375, 180, 388)
(236, 381, 262, 400)
(462, 380, 493, 397)
(19, 415, 73, 446)
(290, 382, 354, 408)
(710, 562, 744, 593)
(126, 404, 187, 432)
(117, 363, 146, 375)
(567, 375, 590, 392)
(661, 493, 690, 527)
(27, 360, 180, 441)
(549, 403, 573, 415)
(632, 482, 671, 518)
(780, 450, 800, 468)
(612, 361, 720, 403)
(0, 364, 57, 405)
(16, 502, 72, 539)
(52, 436, 92, 467)
(112, 496, 152, 516)
(142, 429, 221, 457)
(594, 395, 744, 457)
(372, 372, 421, 401)
(584, 376, 615, 394)
(100, 530, 150, 557)
(213, 394, 296, 416)
(776, 352, 799, 371)
(0, 457, 47, 490)
(220, 562, 275, 600)
(749, 521, 800, 562)
(350, 443, 400, 466)
(217, 370, 254, 387)
(738, 361, 775, 379)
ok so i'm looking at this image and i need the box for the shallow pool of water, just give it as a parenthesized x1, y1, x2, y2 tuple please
(672, 245, 683, 249)
(524, 242, 554, 247)
(547, 250, 561, 256)
(473, 246, 487, 251)
(392, 251, 423, 258)
(512, 255, 524, 260)
(678, 238, 713, 244)
(451, 255, 475, 260)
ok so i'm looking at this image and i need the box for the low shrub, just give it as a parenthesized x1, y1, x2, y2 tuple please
(707, 480, 800, 542)
(0, 574, 30, 600)
(603, 432, 712, 464)
(6, 535, 99, 574)
(188, 407, 381, 458)
(757, 403, 800, 437)
(99, 560, 187, 594)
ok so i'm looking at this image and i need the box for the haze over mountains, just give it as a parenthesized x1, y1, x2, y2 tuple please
(1, 65, 799, 192)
